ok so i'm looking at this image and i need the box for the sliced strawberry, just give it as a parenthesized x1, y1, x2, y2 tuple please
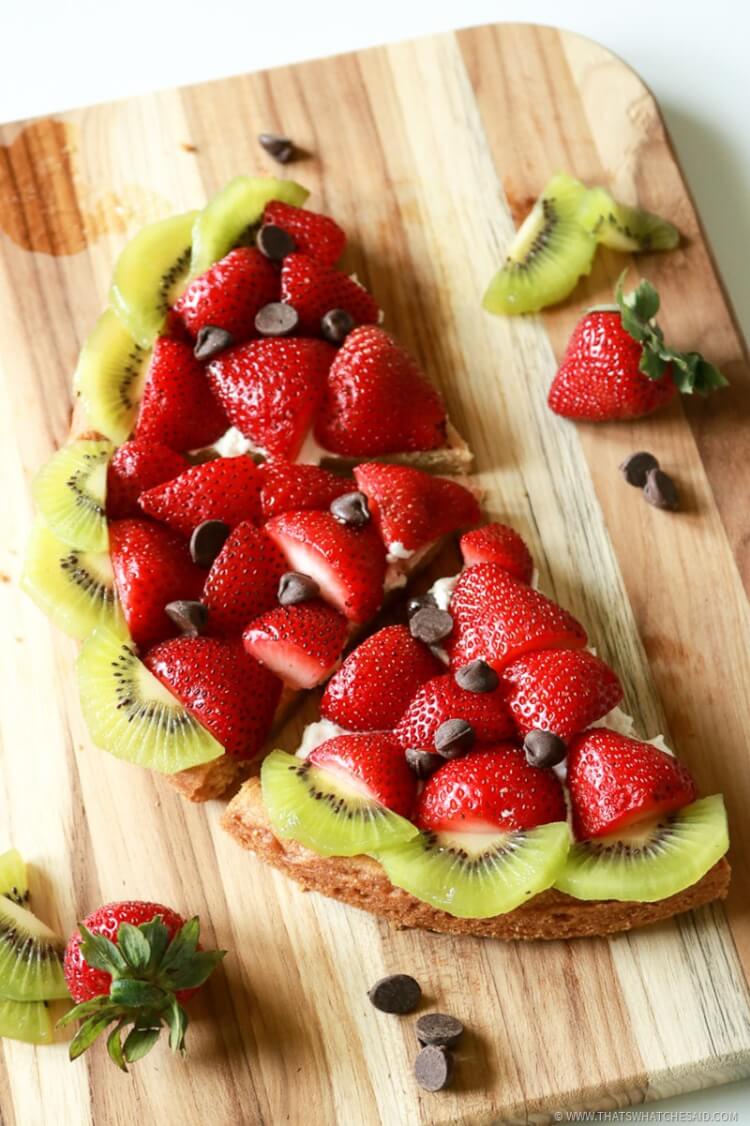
(567, 728, 698, 839)
(416, 746, 567, 833)
(139, 456, 263, 537)
(202, 521, 287, 635)
(394, 674, 515, 752)
(173, 247, 279, 342)
(109, 519, 205, 647)
(281, 254, 379, 334)
(242, 600, 349, 689)
(106, 440, 188, 520)
(134, 336, 229, 451)
(320, 625, 443, 731)
(145, 636, 281, 758)
(447, 562, 587, 671)
(263, 201, 346, 267)
(265, 510, 386, 624)
(459, 523, 534, 584)
(207, 338, 334, 460)
(314, 327, 447, 456)
(309, 733, 416, 818)
(259, 462, 352, 520)
(501, 649, 623, 738)
(353, 463, 479, 553)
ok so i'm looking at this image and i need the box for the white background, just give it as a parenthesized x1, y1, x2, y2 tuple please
(2, 0, 749, 1118)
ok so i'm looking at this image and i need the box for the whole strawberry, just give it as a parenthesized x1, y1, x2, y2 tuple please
(548, 275, 727, 422)
(59, 901, 225, 1070)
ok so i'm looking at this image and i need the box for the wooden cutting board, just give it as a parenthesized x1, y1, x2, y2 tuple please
(1, 21, 749, 1126)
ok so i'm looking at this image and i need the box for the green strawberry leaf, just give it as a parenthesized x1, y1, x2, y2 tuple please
(163, 950, 226, 992)
(78, 924, 129, 977)
(57, 995, 113, 1028)
(160, 917, 201, 974)
(639, 347, 668, 381)
(165, 997, 189, 1055)
(106, 1020, 128, 1073)
(140, 917, 171, 975)
(69, 1013, 117, 1061)
(110, 979, 167, 1010)
(117, 923, 151, 974)
(123, 1026, 162, 1064)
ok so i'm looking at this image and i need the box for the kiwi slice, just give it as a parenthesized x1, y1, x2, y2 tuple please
(74, 309, 151, 444)
(32, 439, 112, 552)
(555, 795, 728, 903)
(110, 210, 198, 347)
(0, 996, 54, 1045)
(261, 749, 419, 858)
(77, 627, 224, 774)
(483, 172, 597, 315)
(583, 186, 679, 253)
(0, 849, 28, 907)
(22, 520, 124, 641)
(190, 176, 309, 277)
(0, 896, 68, 1002)
(376, 821, 570, 918)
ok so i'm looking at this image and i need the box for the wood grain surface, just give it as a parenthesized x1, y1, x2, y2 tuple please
(1, 22, 749, 1126)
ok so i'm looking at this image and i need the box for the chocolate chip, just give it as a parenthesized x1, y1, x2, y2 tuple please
(194, 325, 234, 362)
(330, 491, 370, 527)
(278, 571, 320, 606)
(164, 599, 208, 637)
(643, 467, 680, 511)
(407, 593, 437, 619)
(523, 730, 567, 769)
(257, 133, 296, 164)
(321, 308, 355, 345)
(454, 659, 498, 694)
(367, 974, 421, 1014)
(415, 1013, 464, 1049)
(405, 748, 442, 780)
(188, 447, 222, 465)
(619, 450, 660, 488)
(414, 1045, 453, 1092)
(256, 223, 296, 262)
(190, 519, 231, 567)
(409, 606, 453, 646)
(255, 302, 299, 338)
(434, 718, 475, 759)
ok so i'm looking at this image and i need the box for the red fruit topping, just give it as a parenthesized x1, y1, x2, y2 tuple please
(353, 463, 480, 553)
(321, 625, 443, 731)
(566, 728, 698, 839)
(243, 600, 349, 690)
(314, 327, 447, 457)
(109, 519, 204, 647)
(145, 636, 281, 758)
(202, 521, 286, 635)
(207, 338, 334, 460)
(139, 455, 263, 537)
(259, 461, 352, 520)
(280, 253, 379, 333)
(265, 510, 386, 624)
(447, 562, 587, 671)
(134, 336, 229, 451)
(309, 733, 416, 818)
(501, 649, 623, 737)
(173, 247, 278, 341)
(459, 523, 534, 584)
(263, 201, 346, 267)
(106, 440, 188, 520)
(416, 746, 567, 833)
(395, 674, 516, 751)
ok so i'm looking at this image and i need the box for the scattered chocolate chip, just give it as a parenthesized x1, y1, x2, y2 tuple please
(188, 447, 222, 465)
(190, 519, 231, 567)
(415, 1013, 464, 1049)
(278, 571, 320, 606)
(165, 600, 208, 637)
(407, 593, 437, 619)
(523, 730, 567, 769)
(414, 1045, 453, 1092)
(321, 308, 356, 345)
(255, 301, 299, 338)
(409, 606, 453, 646)
(256, 223, 296, 261)
(619, 450, 660, 488)
(330, 491, 370, 527)
(258, 133, 297, 164)
(434, 718, 475, 759)
(194, 325, 234, 362)
(454, 659, 499, 694)
(405, 748, 442, 780)
(368, 974, 421, 1015)
(180, 141, 198, 154)
(643, 467, 680, 511)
